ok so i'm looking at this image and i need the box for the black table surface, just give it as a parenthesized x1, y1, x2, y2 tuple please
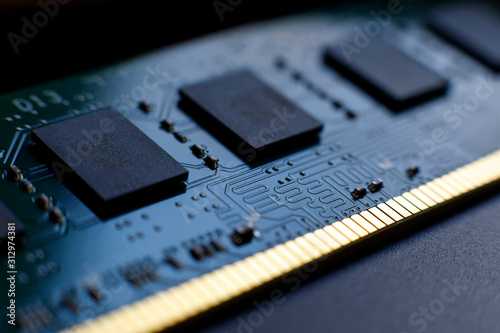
(195, 190, 500, 333)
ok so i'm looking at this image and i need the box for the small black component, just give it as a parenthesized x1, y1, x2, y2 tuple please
(1, 200, 25, 244)
(165, 256, 182, 269)
(368, 179, 383, 193)
(189, 245, 206, 261)
(173, 132, 187, 143)
(210, 239, 226, 252)
(351, 186, 367, 200)
(61, 291, 81, 313)
(49, 206, 65, 224)
(202, 244, 214, 256)
(332, 100, 343, 109)
(180, 70, 323, 162)
(345, 110, 357, 119)
(291, 71, 303, 81)
(19, 179, 35, 193)
(86, 285, 104, 303)
(122, 266, 142, 286)
(18, 302, 55, 331)
(231, 223, 255, 246)
(190, 144, 205, 158)
(7, 165, 22, 181)
(315, 88, 328, 99)
(31, 107, 188, 210)
(204, 155, 219, 170)
(138, 100, 152, 113)
(324, 38, 448, 111)
(36, 193, 52, 211)
(161, 119, 174, 132)
(428, 4, 500, 71)
(406, 165, 420, 178)
(274, 57, 286, 69)
(122, 258, 158, 286)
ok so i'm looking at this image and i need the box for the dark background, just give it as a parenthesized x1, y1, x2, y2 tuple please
(1, 1, 499, 332)
(0, 0, 334, 94)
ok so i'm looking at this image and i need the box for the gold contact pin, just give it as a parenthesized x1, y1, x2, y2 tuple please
(65, 149, 500, 333)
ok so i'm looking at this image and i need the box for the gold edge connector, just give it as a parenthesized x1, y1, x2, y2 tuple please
(64, 149, 500, 333)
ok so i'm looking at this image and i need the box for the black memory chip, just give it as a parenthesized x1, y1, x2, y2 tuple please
(324, 37, 448, 111)
(32, 108, 188, 210)
(428, 4, 500, 71)
(180, 70, 323, 162)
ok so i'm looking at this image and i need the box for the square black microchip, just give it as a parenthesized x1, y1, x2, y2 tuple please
(32, 108, 188, 210)
(324, 37, 448, 111)
(428, 4, 500, 71)
(180, 70, 323, 162)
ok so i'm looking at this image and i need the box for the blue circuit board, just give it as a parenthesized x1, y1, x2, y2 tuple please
(1, 2, 500, 332)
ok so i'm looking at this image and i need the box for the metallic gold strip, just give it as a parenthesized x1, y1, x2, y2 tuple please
(65, 149, 500, 333)
(463, 162, 487, 185)
(481, 157, 500, 181)
(273, 243, 301, 267)
(433, 178, 459, 198)
(426, 181, 452, 200)
(367, 207, 395, 225)
(313, 229, 342, 249)
(359, 210, 386, 229)
(418, 184, 445, 204)
(294, 237, 323, 258)
(385, 199, 412, 218)
(284, 241, 313, 262)
(265, 248, 294, 273)
(322, 225, 350, 245)
(377, 202, 403, 221)
(409, 188, 437, 207)
(446, 171, 473, 192)
(331, 222, 359, 242)
(393, 196, 420, 214)
(440, 176, 466, 195)
(402, 192, 429, 211)
(232, 261, 261, 285)
(342, 218, 369, 237)
(351, 214, 378, 233)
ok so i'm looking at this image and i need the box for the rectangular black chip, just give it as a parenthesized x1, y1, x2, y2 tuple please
(324, 38, 448, 111)
(179, 70, 323, 162)
(32, 107, 188, 210)
(427, 4, 500, 71)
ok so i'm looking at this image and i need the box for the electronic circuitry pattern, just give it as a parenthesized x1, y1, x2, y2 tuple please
(1, 2, 500, 333)
(65, 149, 500, 333)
